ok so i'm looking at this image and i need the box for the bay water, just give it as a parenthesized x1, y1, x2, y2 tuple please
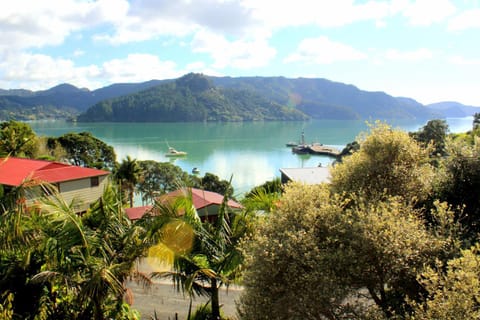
(29, 118, 474, 197)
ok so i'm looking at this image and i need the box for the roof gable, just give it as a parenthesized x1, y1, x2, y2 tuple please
(0, 157, 110, 187)
(128, 188, 243, 221)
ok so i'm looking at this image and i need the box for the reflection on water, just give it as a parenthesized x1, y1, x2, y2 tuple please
(29, 118, 474, 196)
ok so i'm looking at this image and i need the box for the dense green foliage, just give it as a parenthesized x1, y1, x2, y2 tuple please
(0, 120, 38, 157)
(330, 123, 435, 203)
(48, 132, 116, 169)
(410, 119, 449, 157)
(115, 156, 142, 207)
(0, 183, 144, 319)
(239, 184, 456, 319)
(136, 160, 192, 204)
(78, 74, 309, 122)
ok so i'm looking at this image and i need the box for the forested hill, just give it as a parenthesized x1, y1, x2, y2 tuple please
(210, 76, 436, 120)
(78, 73, 437, 122)
(77, 74, 309, 122)
(4, 73, 476, 121)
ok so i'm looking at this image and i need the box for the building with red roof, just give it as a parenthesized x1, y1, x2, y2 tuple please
(0, 157, 110, 213)
(125, 187, 243, 222)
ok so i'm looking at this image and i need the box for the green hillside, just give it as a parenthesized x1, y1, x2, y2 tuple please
(77, 73, 309, 122)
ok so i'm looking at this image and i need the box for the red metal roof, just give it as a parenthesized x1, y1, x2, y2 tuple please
(0, 157, 110, 187)
(125, 205, 153, 220)
(166, 187, 243, 210)
(126, 188, 243, 220)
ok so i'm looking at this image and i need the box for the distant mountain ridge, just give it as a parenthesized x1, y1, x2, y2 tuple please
(0, 73, 478, 121)
(426, 101, 479, 118)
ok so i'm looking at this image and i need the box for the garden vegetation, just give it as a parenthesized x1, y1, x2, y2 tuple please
(2, 116, 480, 319)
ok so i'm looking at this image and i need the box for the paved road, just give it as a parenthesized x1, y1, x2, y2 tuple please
(126, 260, 243, 320)
(127, 280, 242, 320)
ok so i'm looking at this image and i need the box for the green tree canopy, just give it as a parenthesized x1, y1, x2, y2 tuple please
(0, 120, 37, 158)
(137, 160, 191, 204)
(411, 119, 449, 157)
(330, 122, 434, 203)
(432, 136, 480, 241)
(408, 244, 480, 320)
(239, 183, 457, 319)
(114, 156, 142, 207)
(50, 132, 116, 169)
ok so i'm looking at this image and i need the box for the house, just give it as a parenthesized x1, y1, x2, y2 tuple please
(0, 157, 110, 213)
(125, 187, 243, 222)
(279, 166, 331, 185)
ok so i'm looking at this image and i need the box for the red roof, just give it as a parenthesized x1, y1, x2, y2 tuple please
(165, 188, 243, 210)
(0, 157, 110, 187)
(126, 188, 243, 220)
(125, 205, 153, 220)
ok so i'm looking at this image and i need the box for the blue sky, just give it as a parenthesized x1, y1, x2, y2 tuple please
(1, 0, 480, 106)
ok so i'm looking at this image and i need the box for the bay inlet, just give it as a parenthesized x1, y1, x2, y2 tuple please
(29, 118, 473, 197)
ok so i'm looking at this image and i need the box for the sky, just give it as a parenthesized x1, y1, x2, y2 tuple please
(1, 0, 480, 106)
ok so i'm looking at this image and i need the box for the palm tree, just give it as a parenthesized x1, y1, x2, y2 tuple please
(142, 186, 251, 319)
(115, 156, 142, 207)
(31, 183, 146, 319)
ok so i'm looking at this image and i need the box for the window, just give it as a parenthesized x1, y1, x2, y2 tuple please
(90, 176, 99, 187)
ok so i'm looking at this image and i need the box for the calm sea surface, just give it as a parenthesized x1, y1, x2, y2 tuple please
(29, 118, 473, 196)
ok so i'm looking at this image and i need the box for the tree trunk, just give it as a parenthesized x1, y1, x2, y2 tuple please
(211, 277, 220, 319)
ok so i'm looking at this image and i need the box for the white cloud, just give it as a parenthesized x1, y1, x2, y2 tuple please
(95, 0, 257, 45)
(400, 0, 457, 26)
(191, 29, 276, 69)
(284, 36, 367, 64)
(449, 55, 480, 66)
(384, 48, 433, 61)
(101, 54, 181, 83)
(0, 52, 183, 90)
(241, 0, 392, 29)
(0, 0, 129, 51)
(448, 8, 480, 31)
(0, 52, 101, 90)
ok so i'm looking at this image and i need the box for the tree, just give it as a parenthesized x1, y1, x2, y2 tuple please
(411, 119, 449, 157)
(0, 120, 37, 157)
(408, 244, 480, 319)
(52, 132, 116, 169)
(33, 136, 68, 161)
(242, 178, 282, 213)
(137, 160, 191, 204)
(330, 122, 435, 203)
(432, 136, 480, 241)
(143, 186, 249, 319)
(32, 184, 144, 319)
(0, 181, 143, 319)
(239, 183, 456, 319)
(473, 112, 480, 131)
(115, 156, 142, 207)
(195, 172, 234, 199)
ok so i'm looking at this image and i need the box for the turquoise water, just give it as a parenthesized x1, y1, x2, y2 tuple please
(29, 118, 474, 196)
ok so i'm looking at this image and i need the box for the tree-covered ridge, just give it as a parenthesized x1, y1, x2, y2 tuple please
(77, 74, 309, 122)
(5, 73, 476, 122)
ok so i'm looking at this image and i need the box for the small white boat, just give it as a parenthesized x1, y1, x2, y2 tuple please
(165, 147, 187, 157)
(192, 167, 200, 174)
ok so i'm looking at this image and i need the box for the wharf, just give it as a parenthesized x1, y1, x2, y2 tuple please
(292, 144, 340, 158)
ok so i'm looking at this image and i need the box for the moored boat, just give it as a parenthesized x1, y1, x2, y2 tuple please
(165, 147, 187, 157)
